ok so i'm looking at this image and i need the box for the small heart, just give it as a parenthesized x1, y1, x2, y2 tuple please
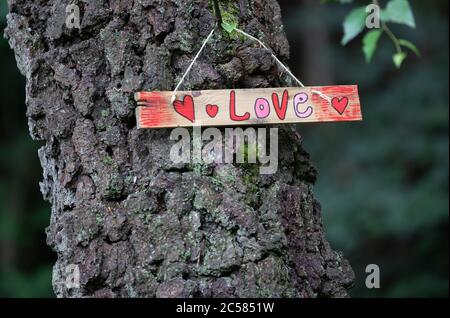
(331, 97, 349, 115)
(173, 95, 195, 123)
(206, 104, 219, 118)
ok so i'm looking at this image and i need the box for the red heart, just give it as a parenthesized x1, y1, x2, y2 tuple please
(173, 95, 195, 123)
(331, 97, 349, 115)
(206, 104, 219, 118)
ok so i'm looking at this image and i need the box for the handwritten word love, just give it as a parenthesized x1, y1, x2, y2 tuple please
(172, 90, 322, 123)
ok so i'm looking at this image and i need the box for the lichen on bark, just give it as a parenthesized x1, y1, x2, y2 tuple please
(5, 0, 354, 298)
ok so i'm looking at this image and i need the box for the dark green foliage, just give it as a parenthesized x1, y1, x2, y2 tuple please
(0, 0, 54, 298)
(282, 0, 448, 297)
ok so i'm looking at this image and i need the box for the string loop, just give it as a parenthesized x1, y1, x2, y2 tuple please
(234, 28, 305, 88)
(171, 24, 331, 103)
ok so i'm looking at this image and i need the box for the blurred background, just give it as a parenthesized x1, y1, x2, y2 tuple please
(0, 0, 448, 297)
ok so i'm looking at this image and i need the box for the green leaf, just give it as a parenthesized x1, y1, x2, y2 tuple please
(393, 52, 407, 68)
(221, 21, 237, 34)
(399, 39, 421, 57)
(381, 0, 416, 28)
(362, 30, 383, 63)
(341, 6, 367, 45)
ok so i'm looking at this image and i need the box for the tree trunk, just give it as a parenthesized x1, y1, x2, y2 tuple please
(5, 0, 354, 298)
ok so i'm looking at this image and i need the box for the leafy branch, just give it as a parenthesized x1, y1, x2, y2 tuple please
(327, 0, 420, 68)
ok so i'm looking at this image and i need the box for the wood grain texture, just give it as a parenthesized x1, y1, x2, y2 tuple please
(136, 86, 362, 128)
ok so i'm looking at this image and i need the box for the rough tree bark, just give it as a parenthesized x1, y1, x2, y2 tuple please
(5, 0, 354, 298)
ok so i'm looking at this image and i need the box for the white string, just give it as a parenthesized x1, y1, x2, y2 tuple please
(171, 24, 217, 103)
(171, 24, 331, 103)
(235, 28, 305, 88)
(235, 28, 332, 102)
(311, 89, 332, 102)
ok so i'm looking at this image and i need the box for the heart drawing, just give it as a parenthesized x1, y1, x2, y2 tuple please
(173, 95, 195, 123)
(206, 104, 219, 118)
(331, 97, 349, 115)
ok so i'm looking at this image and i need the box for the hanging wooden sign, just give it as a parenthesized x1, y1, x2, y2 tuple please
(135, 85, 362, 129)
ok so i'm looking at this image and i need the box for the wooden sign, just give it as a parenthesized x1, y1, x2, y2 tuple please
(135, 85, 362, 129)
